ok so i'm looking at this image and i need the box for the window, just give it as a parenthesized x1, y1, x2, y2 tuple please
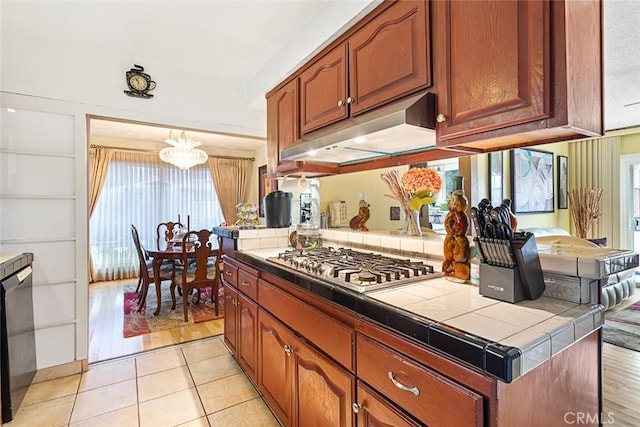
(89, 154, 224, 281)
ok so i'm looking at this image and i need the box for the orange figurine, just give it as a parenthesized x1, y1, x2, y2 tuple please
(349, 193, 370, 232)
(442, 177, 471, 282)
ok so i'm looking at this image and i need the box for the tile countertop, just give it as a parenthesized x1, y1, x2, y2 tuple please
(235, 246, 604, 384)
(0, 253, 22, 265)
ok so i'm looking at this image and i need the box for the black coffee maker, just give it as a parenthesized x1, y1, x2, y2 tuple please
(264, 190, 292, 228)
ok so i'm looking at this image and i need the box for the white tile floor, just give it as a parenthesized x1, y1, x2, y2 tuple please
(7, 336, 280, 427)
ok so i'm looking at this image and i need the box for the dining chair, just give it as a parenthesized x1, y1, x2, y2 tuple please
(156, 221, 184, 249)
(131, 224, 175, 310)
(170, 229, 221, 321)
(156, 220, 189, 280)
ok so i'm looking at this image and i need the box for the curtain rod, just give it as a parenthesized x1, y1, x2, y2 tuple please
(90, 144, 255, 161)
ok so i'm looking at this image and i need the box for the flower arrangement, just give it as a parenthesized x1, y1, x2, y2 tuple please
(381, 167, 442, 236)
(402, 167, 443, 211)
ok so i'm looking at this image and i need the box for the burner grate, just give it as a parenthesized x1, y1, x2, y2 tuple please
(268, 246, 441, 293)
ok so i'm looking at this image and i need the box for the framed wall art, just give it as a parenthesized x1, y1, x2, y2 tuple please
(258, 165, 277, 217)
(557, 155, 568, 209)
(488, 151, 503, 204)
(510, 148, 554, 213)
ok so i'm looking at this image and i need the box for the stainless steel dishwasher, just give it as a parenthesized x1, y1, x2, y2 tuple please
(0, 253, 36, 423)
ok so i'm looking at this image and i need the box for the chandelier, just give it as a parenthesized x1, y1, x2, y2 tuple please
(159, 130, 208, 170)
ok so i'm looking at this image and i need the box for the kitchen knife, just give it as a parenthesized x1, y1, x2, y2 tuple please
(502, 240, 516, 268)
(470, 207, 484, 238)
(492, 238, 507, 267)
(482, 237, 499, 266)
(497, 238, 513, 268)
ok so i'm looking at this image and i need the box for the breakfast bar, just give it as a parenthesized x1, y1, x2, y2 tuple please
(214, 226, 609, 426)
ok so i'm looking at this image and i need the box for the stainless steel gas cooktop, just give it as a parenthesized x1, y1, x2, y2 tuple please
(267, 247, 441, 293)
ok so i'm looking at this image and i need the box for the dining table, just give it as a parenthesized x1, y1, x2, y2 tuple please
(143, 240, 214, 316)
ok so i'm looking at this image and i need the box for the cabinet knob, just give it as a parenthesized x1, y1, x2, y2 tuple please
(337, 100, 344, 107)
(352, 403, 362, 414)
(436, 113, 446, 123)
(346, 97, 353, 104)
(283, 344, 293, 356)
(388, 371, 420, 396)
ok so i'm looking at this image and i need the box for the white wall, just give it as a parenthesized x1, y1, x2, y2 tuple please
(1, 29, 266, 138)
(0, 22, 272, 370)
(1, 95, 88, 369)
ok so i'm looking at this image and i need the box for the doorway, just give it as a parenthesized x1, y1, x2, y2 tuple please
(620, 154, 640, 280)
(86, 116, 262, 363)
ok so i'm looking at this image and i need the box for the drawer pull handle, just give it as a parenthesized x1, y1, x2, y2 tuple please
(388, 371, 420, 396)
(283, 344, 293, 357)
(241, 280, 251, 287)
(352, 403, 362, 414)
(225, 271, 233, 276)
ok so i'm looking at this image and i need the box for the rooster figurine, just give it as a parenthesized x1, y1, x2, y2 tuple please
(349, 193, 370, 232)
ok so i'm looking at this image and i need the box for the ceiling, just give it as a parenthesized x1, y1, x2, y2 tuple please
(4, 1, 639, 151)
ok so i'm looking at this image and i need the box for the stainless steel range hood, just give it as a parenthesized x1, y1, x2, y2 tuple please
(280, 92, 437, 165)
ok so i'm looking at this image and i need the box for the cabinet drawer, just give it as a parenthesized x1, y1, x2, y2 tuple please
(221, 261, 238, 287)
(259, 278, 354, 371)
(237, 268, 258, 301)
(357, 335, 483, 427)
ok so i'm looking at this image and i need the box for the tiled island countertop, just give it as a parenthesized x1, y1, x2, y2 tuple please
(214, 227, 605, 383)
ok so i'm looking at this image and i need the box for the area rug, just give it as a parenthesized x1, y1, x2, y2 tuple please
(123, 283, 224, 338)
(602, 300, 640, 352)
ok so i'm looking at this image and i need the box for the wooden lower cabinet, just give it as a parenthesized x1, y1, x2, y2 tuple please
(222, 282, 258, 381)
(258, 308, 295, 426)
(353, 382, 421, 427)
(357, 334, 483, 427)
(222, 282, 238, 355)
(293, 332, 355, 426)
(237, 292, 258, 379)
(258, 308, 355, 427)
(221, 253, 600, 427)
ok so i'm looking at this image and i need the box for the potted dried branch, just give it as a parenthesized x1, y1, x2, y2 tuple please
(568, 187, 603, 239)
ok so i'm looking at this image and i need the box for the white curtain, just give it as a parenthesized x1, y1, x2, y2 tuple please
(568, 136, 621, 247)
(89, 151, 225, 281)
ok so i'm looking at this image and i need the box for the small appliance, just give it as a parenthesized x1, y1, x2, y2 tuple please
(328, 201, 349, 228)
(264, 190, 292, 228)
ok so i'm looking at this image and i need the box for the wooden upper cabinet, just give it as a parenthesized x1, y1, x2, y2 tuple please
(266, 78, 299, 178)
(349, 0, 430, 116)
(300, 0, 430, 134)
(433, 0, 602, 150)
(300, 44, 349, 134)
(434, 0, 550, 142)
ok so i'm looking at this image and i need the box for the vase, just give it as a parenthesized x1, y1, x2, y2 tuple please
(402, 206, 422, 237)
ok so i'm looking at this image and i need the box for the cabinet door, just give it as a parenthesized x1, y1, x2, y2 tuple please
(266, 78, 299, 178)
(237, 292, 258, 381)
(293, 339, 355, 427)
(300, 44, 349, 134)
(222, 283, 238, 355)
(258, 309, 295, 427)
(349, 0, 429, 116)
(434, 0, 551, 143)
(357, 335, 483, 427)
(355, 382, 421, 427)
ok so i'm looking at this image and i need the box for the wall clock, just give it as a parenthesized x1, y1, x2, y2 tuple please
(124, 64, 156, 98)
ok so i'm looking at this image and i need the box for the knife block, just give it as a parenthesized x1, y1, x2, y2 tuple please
(479, 263, 525, 303)
(478, 232, 545, 303)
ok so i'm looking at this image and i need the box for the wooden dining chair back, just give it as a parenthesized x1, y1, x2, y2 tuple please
(131, 224, 174, 310)
(170, 229, 221, 321)
(156, 221, 184, 248)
